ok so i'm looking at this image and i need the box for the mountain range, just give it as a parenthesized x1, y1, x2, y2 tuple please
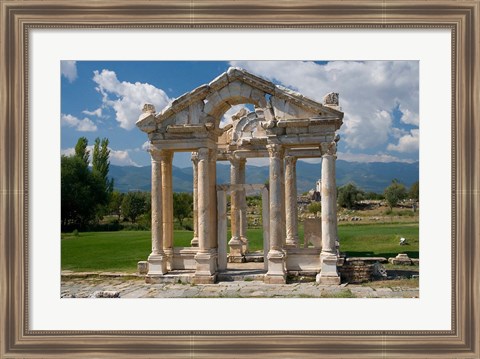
(109, 160, 419, 194)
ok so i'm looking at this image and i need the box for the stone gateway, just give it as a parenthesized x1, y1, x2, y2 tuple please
(136, 67, 344, 285)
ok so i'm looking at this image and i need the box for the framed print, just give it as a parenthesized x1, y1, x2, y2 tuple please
(1, 0, 479, 357)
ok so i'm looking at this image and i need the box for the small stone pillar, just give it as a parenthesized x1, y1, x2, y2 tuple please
(146, 149, 167, 282)
(217, 188, 228, 271)
(228, 156, 244, 262)
(160, 150, 174, 270)
(262, 186, 270, 271)
(285, 155, 299, 247)
(264, 144, 286, 284)
(193, 148, 217, 284)
(190, 152, 199, 247)
(238, 158, 249, 253)
(316, 140, 341, 285)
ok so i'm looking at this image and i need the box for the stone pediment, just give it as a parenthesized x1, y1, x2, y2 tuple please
(136, 67, 343, 134)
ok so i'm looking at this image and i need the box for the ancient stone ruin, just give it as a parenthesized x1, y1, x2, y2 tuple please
(136, 67, 344, 284)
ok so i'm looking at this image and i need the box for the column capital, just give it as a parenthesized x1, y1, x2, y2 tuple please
(197, 147, 210, 161)
(320, 141, 337, 157)
(284, 155, 297, 166)
(191, 151, 199, 165)
(266, 143, 285, 158)
(151, 149, 173, 162)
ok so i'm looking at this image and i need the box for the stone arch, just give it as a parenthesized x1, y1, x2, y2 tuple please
(136, 66, 344, 285)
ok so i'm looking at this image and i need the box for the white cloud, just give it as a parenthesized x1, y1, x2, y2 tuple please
(82, 108, 103, 117)
(141, 141, 151, 152)
(61, 114, 97, 132)
(387, 129, 419, 153)
(109, 149, 140, 167)
(61, 145, 140, 167)
(337, 151, 415, 163)
(93, 69, 171, 130)
(229, 60, 419, 151)
(61, 61, 77, 82)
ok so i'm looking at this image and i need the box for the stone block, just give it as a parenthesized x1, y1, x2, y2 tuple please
(304, 218, 322, 248)
(316, 255, 340, 285)
(137, 261, 148, 275)
(388, 253, 413, 265)
(264, 250, 286, 284)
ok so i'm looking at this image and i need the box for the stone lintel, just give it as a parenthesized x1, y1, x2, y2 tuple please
(150, 139, 217, 152)
(166, 124, 208, 133)
(276, 118, 311, 128)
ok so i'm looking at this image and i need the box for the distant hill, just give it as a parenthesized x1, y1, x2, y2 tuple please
(109, 160, 419, 194)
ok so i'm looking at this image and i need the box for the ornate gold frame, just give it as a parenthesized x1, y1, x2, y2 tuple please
(1, 1, 479, 357)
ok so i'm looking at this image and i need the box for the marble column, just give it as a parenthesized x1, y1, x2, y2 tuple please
(217, 189, 227, 271)
(190, 152, 199, 247)
(316, 141, 341, 285)
(208, 149, 217, 250)
(145, 149, 167, 282)
(228, 156, 244, 261)
(193, 148, 217, 283)
(160, 150, 174, 270)
(285, 155, 299, 247)
(264, 143, 286, 284)
(238, 158, 249, 253)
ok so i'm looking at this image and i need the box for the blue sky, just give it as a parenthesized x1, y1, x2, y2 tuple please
(61, 60, 419, 168)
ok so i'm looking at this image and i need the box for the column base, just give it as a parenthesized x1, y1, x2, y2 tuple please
(264, 250, 286, 284)
(193, 249, 217, 283)
(145, 253, 167, 281)
(316, 254, 341, 285)
(229, 237, 244, 262)
(164, 248, 174, 271)
(240, 236, 249, 254)
(285, 236, 300, 248)
(190, 237, 199, 247)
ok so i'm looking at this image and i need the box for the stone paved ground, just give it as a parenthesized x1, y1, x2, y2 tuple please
(61, 275, 419, 299)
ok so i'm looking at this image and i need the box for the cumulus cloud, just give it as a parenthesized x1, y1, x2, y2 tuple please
(61, 114, 97, 132)
(337, 151, 415, 163)
(387, 129, 419, 153)
(82, 108, 103, 117)
(61, 145, 140, 167)
(93, 69, 171, 130)
(61, 61, 77, 82)
(229, 60, 419, 152)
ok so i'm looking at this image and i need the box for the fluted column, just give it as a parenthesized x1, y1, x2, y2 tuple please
(190, 152, 199, 247)
(228, 156, 244, 261)
(159, 150, 174, 270)
(145, 149, 166, 280)
(316, 140, 341, 285)
(264, 143, 286, 284)
(285, 155, 299, 247)
(208, 149, 217, 249)
(193, 148, 217, 283)
(238, 158, 249, 253)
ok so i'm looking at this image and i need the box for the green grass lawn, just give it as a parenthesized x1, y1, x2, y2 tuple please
(61, 222, 418, 273)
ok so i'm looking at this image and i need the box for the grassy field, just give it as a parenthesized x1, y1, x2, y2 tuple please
(61, 222, 418, 273)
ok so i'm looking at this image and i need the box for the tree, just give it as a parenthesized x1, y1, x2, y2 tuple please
(92, 137, 114, 218)
(409, 181, 419, 201)
(61, 154, 105, 229)
(307, 201, 321, 214)
(121, 191, 147, 223)
(337, 183, 364, 209)
(74, 136, 90, 166)
(384, 180, 407, 210)
(173, 192, 193, 228)
(109, 191, 124, 220)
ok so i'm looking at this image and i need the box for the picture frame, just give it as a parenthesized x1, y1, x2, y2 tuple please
(1, 0, 478, 357)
